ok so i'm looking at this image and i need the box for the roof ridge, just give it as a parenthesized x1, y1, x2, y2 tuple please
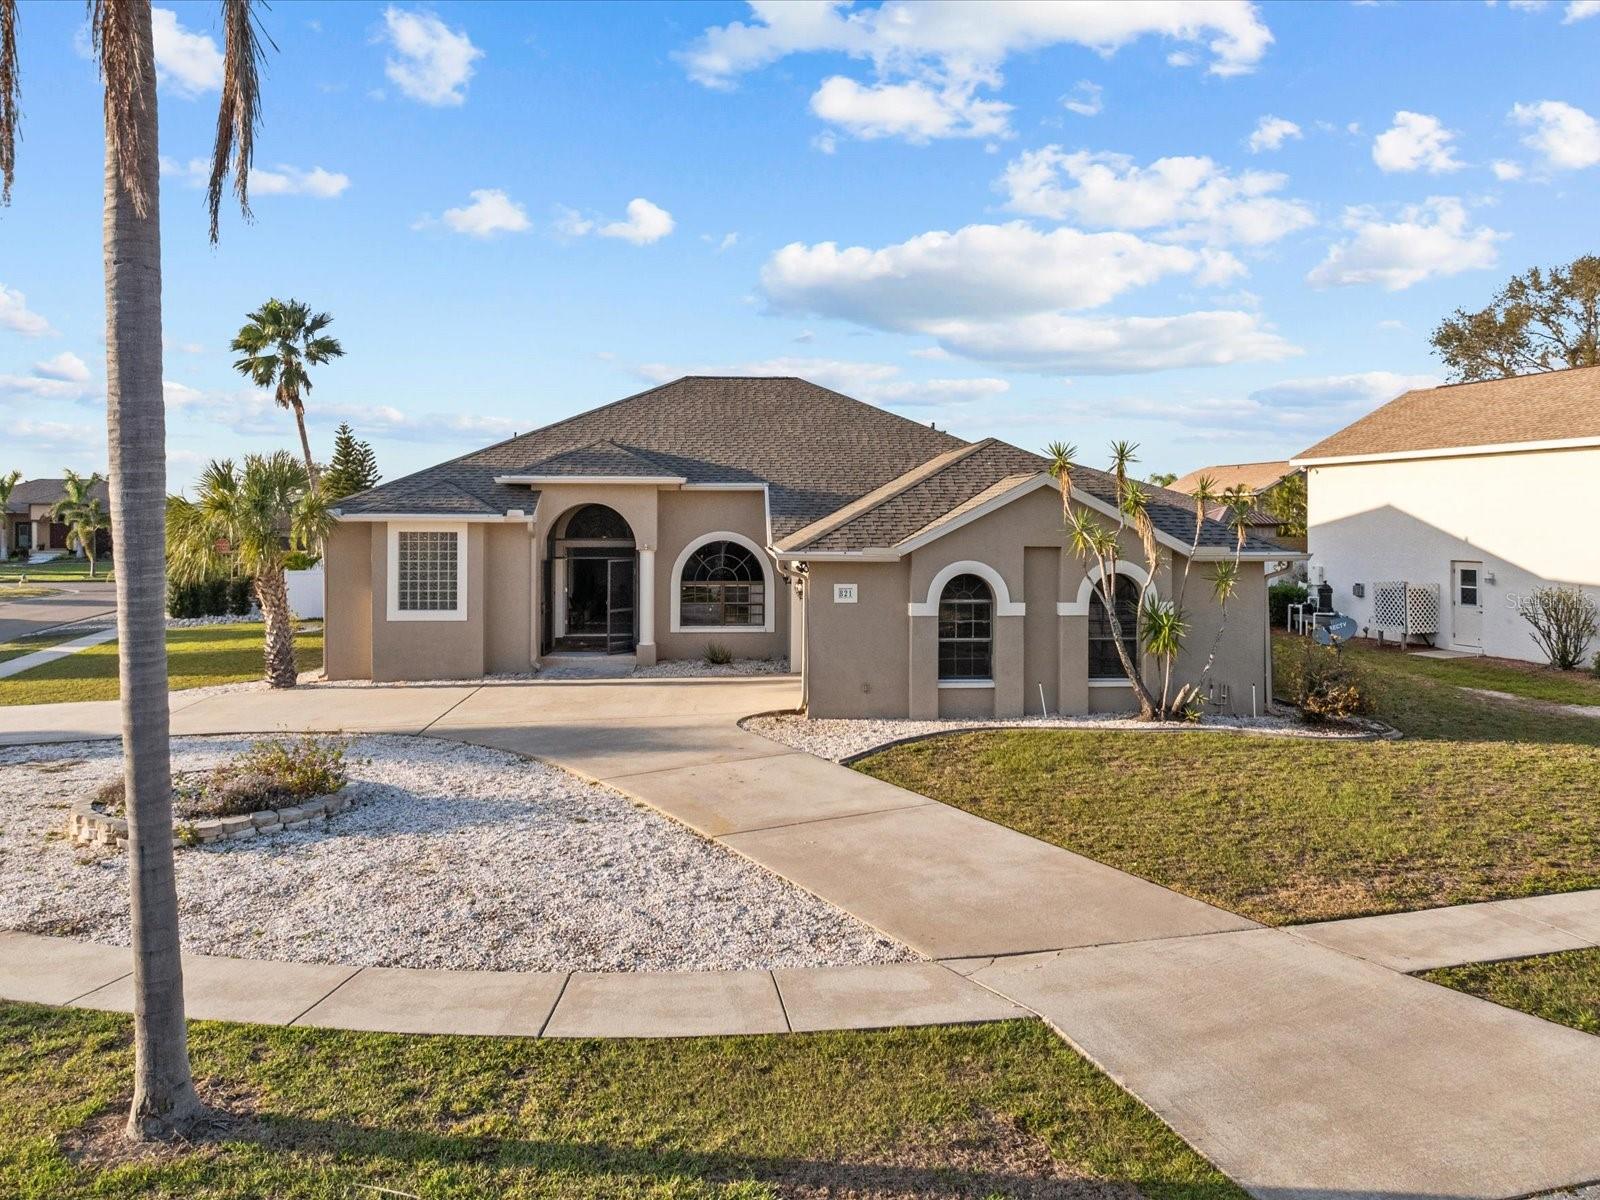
(776, 440, 991, 551)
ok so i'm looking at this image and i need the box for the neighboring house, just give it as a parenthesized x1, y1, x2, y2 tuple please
(2, 477, 112, 559)
(326, 377, 1290, 718)
(1293, 366, 1600, 661)
(1168, 460, 1306, 552)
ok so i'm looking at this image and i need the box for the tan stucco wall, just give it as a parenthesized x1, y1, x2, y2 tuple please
(323, 522, 373, 680)
(368, 523, 488, 682)
(654, 489, 788, 662)
(797, 483, 1269, 719)
(483, 523, 534, 673)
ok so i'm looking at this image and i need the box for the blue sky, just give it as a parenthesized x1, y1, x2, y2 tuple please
(2, 0, 1598, 490)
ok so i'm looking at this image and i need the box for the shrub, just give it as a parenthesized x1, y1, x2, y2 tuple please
(227, 577, 255, 616)
(704, 641, 734, 666)
(94, 736, 348, 821)
(1293, 643, 1374, 724)
(283, 550, 321, 572)
(1268, 581, 1309, 628)
(167, 575, 254, 618)
(1517, 585, 1600, 671)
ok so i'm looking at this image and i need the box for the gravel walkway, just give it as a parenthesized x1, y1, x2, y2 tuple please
(744, 709, 1375, 763)
(0, 735, 912, 973)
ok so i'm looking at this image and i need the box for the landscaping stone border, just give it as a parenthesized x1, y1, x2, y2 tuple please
(67, 788, 354, 850)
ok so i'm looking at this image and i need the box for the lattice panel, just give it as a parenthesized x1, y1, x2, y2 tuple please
(1406, 584, 1441, 634)
(1373, 582, 1408, 629)
(1371, 581, 1441, 634)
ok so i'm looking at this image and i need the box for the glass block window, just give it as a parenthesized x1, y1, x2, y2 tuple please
(937, 573, 993, 681)
(680, 541, 765, 627)
(396, 530, 460, 613)
(1088, 574, 1140, 680)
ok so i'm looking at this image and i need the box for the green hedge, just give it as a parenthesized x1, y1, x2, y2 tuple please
(168, 577, 255, 619)
(1268, 581, 1309, 628)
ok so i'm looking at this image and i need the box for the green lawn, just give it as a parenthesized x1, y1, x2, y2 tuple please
(1422, 949, 1600, 1036)
(0, 1004, 1241, 1199)
(1368, 647, 1600, 709)
(0, 558, 111, 581)
(0, 623, 322, 705)
(856, 635, 1600, 924)
(0, 628, 88, 665)
(0, 583, 60, 600)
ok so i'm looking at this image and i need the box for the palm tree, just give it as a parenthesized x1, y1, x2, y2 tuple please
(53, 476, 113, 578)
(231, 300, 344, 485)
(167, 453, 329, 688)
(3, 0, 265, 1141)
(0, 469, 20, 558)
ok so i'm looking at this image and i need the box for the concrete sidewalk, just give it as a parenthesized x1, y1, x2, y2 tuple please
(0, 626, 118, 680)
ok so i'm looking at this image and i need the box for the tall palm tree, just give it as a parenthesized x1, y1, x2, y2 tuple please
(231, 299, 343, 485)
(2, 0, 265, 1142)
(0, 469, 20, 558)
(53, 473, 112, 577)
(167, 453, 329, 688)
(51, 468, 106, 559)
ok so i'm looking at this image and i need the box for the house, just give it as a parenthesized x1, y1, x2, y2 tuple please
(325, 377, 1290, 717)
(2, 477, 112, 560)
(1168, 460, 1306, 552)
(1293, 365, 1600, 660)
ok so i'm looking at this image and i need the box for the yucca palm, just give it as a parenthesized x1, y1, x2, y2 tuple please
(0, 469, 19, 557)
(231, 299, 343, 485)
(3, 0, 266, 1141)
(167, 453, 329, 688)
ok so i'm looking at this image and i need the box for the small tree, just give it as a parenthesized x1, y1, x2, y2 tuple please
(1047, 442, 1254, 721)
(62, 498, 111, 577)
(1147, 470, 1178, 487)
(0, 469, 19, 557)
(322, 422, 380, 500)
(51, 469, 107, 565)
(1430, 256, 1600, 381)
(167, 453, 330, 687)
(1264, 471, 1307, 539)
(1517, 585, 1600, 671)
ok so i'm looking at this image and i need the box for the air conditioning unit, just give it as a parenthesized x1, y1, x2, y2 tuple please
(1371, 581, 1440, 643)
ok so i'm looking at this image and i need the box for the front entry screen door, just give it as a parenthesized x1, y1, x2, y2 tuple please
(606, 558, 636, 654)
(1451, 560, 1483, 650)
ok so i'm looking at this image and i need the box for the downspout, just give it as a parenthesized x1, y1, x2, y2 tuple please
(772, 551, 808, 711)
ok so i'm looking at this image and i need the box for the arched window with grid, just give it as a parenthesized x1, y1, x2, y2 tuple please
(679, 540, 766, 627)
(937, 573, 993, 681)
(1088, 574, 1141, 680)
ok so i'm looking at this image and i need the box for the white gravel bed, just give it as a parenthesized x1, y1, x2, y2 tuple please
(743, 709, 1378, 763)
(631, 657, 791, 679)
(67, 613, 295, 631)
(0, 735, 913, 973)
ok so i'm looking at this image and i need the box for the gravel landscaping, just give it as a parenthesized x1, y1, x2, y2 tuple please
(743, 709, 1377, 763)
(0, 735, 912, 972)
(631, 656, 790, 678)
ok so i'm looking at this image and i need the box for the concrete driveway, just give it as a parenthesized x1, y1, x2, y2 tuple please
(0, 581, 117, 642)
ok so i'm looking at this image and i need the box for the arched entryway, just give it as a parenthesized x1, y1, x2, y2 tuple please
(544, 504, 637, 655)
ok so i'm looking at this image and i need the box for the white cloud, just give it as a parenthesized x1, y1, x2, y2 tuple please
(1371, 111, 1464, 173)
(0, 418, 103, 461)
(437, 189, 530, 238)
(910, 346, 950, 360)
(1511, 100, 1600, 170)
(996, 147, 1314, 246)
(1491, 159, 1525, 181)
(811, 130, 838, 155)
(1247, 114, 1301, 153)
(681, 2, 1271, 142)
(32, 352, 90, 383)
(380, 7, 483, 106)
(151, 7, 223, 97)
(162, 156, 351, 198)
(163, 381, 520, 444)
(1566, 0, 1600, 20)
(558, 198, 676, 245)
(599, 198, 676, 245)
(1307, 197, 1504, 291)
(0, 283, 54, 337)
(636, 356, 1009, 409)
(1062, 81, 1103, 117)
(702, 232, 740, 253)
(759, 222, 1295, 374)
(809, 74, 1010, 142)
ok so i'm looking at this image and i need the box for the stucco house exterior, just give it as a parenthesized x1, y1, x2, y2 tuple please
(3, 477, 112, 560)
(1294, 366, 1600, 661)
(325, 376, 1289, 718)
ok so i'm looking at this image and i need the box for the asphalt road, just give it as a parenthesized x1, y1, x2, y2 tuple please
(0, 582, 118, 643)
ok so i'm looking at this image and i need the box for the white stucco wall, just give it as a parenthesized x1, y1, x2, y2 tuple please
(1304, 445, 1600, 662)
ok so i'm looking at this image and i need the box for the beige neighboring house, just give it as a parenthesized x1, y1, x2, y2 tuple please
(326, 377, 1291, 718)
(1294, 366, 1600, 660)
(1168, 460, 1305, 552)
(3, 477, 112, 560)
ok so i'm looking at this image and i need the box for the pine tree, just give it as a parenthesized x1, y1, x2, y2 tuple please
(323, 423, 380, 499)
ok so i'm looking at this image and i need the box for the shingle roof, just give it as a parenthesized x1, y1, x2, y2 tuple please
(1169, 460, 1294, 495)
(336, 376, 964, 535)
(4, 477, 111, 513)
(1296, 366, 1600, 461)
(519, 440, 682, 479)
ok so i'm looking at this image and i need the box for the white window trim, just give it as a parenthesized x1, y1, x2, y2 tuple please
(387, 521, 469, 622)
(937, 679, 995, 689)
(670, 530, 776, 634)
(1057, 561, 1156, 617)
(1087, 679, 1134, 689)
(908, 560, 1025, 618)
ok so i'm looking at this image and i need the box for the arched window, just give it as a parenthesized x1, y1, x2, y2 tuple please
(1088, 574, 1141, 680)
(680, 540, 765, 627)
(562, 504, 632, 541)
(938, 573, 993, 681)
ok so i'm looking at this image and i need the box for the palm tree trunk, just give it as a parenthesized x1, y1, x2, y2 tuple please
(256, 567, 298, 687)
(103, 0, 199, 1141)
(290, 397, 318, 489)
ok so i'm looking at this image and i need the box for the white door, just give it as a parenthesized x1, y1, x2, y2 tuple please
(1451, 561, 1483, 651)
